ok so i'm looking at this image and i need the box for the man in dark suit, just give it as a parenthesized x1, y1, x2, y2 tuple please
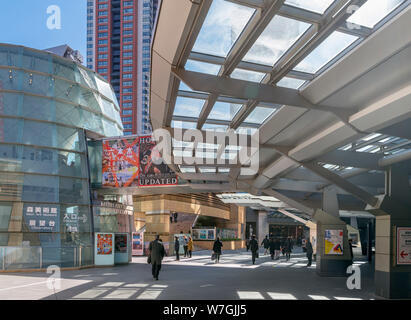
(249, 235, 259, 265)
(148, 235, 165, 280)
(306, 238, 313, 267)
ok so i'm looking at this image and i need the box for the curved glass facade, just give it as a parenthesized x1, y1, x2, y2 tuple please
(0, 44, 123, 270)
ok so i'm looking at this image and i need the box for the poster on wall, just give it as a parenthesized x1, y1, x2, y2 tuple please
(132, 232, 144, 256)
(397, 227, 411, 265)
(115, 234, 128, 253)
(97, 233, 113, 255)
(324, 229, 343, 255)
(101, 136, 177, 188)
(23, 204, 60, 232)
(138, 136, 178, 186)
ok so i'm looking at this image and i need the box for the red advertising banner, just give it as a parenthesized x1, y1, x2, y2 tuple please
(97, 233, 113, 255)
(102, 135, 177, 188)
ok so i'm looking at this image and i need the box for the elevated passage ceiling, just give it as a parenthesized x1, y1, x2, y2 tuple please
(150, 0, 411, 212)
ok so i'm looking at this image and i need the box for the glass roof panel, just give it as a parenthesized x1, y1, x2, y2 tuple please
(284, 0, 336, 14)
(294, 31, 358, 74)
(171, 120, 197, 129)
(230, 68, 266, 82)
(202, 123, 228, 131)
(173, 96, 205, 118)
(244, 106, 276, 124)
(208, 101, 242, 121)
(192, 0, 255, 57)
(347, 0, 404, 29)
(185, 59, 221, 75)
(218, 168, 230, 173)
(236, 126, 258, 135)
(199, 167, 217, 173)
(276, 77, 306, 89)
(179, 166, 196, 173)
(243, 15, 311, 66)
(178, 81, 193, 92)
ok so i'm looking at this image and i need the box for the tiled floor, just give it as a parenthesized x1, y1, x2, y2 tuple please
(0, 249, 376, 300)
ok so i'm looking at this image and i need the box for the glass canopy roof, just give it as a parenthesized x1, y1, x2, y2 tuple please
(169, 0, 411, 175)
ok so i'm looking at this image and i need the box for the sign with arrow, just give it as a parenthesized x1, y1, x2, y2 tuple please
(397, 227, 411, 265)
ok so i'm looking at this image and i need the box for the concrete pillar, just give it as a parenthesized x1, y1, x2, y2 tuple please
(367, 162, 411, 299)
(313, 209, 352, 276)
(144, 210, 171, 255)
(257, 211, 269, 245)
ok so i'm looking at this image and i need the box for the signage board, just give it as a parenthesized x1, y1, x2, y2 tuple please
(97, 233, 113, 255)
(23, 204, 59, 232)
(102, 136, 177, 188)
(397, 227, 411, 265)
(324, 229, 343, 255)
(132, 232, 144, 256)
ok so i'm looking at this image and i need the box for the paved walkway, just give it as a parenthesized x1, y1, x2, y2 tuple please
(0, 248, 375, 300)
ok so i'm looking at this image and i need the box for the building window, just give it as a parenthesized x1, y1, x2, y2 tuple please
(123, 23, 133, 29)
(123, 8, 133, 14)
(123, 124, 132, 129)
(123, 95, 132, 100)
(98, 68, 107, 73)
(98, 18, 108, 23)
(123, 110, 132, 115)
(123, 102, 132, 107)
(98, 61, 108, 66)
(124, 1, 134, 6)
(98, 46, 108, 52)
(123, 88, 132, 93)
(122, 117, 132, 122)
(99, 32, 108, 38)
(98, 25, 108, 30)
(123, 59, 133, 65)
(98, 40, 108, 45)
(98, 4, 108, 9)
(98, 11, 108, 16)
(123, 44, 133, 50)
(123, 37, 133, 43)
(123, 73, 132, 79)
(124, 131, 132, 135)
(123, 15, 133, 21)
(123, 30, 133, 36)
(123, 81, 133, 86)
(123, 52, 133, 58)
(98, 54, 108, 59)
(123, 66, 133, 72)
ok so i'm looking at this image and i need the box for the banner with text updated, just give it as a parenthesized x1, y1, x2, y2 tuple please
(102, 135, 177, 187)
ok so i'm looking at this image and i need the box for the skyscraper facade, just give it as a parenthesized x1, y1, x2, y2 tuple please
(87, 0, 158, 136)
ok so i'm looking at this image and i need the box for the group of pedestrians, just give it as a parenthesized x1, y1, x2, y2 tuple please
(148, 233, 316, 280)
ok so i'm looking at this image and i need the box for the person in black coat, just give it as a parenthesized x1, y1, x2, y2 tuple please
(274, 238, 281, 260)
(269, 237, 276, 260)
(213, 237, 223, 263)
(306, 238, 313, 267)
(284, 237, 293, 261)
(249, 235, 259, 265)
(148, 235, 166, 280)
(174, 236, 180, 261)
(261, 235, 270, 255)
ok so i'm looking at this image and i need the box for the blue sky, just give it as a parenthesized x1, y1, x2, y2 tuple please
(0, 0, 86, 64)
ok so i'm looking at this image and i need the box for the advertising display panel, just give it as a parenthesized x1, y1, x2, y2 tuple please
(324, 229, 343, 255)
(397, 227, 411, 265)
(95, 233, 114, 266)
(102, 135, 177, 188)
(132, 232, 144, 256)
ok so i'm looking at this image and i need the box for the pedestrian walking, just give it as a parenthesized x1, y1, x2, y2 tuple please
(261, 235, 270, 255)
(188, 237, 193, 258)
(148, 235, 166, 280)
(269, 237, 276, 260)
(274, 237, 281, 260)
(349, 239, 354, 263)
(183, 236, 189, 257)
(246, 238, 250, 252)
(284, 237, 293, 261)
(249, 235, 259, 264)
(306, 238, 313, 267)
(174, 236, 180, 261)
(213, 237, 223, 263)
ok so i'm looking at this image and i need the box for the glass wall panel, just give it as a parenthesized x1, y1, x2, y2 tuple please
(21, 71, 53, 97)
(0, 203, 12, 231)
(0, 68, 22, 91)
(21, 94, 54, 122)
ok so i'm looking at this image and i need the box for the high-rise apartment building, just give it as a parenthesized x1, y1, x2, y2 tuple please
(87, 0, 158, 136)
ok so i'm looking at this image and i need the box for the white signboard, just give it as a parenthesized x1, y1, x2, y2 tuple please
(397, 227, 411, 265)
